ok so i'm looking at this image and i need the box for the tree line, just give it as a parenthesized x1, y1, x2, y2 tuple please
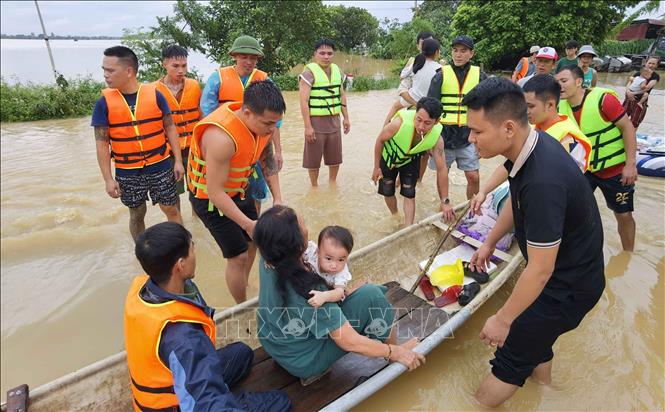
(120, 0, 653, 79)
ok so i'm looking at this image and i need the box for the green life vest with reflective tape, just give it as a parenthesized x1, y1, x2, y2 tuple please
(440, 64, 480, 126)
(558, 87, 626, 172)
(382, 109, 442, 169)
(306, 62, 342, 116)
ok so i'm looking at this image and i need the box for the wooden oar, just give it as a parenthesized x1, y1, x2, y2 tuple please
(409, 203, 472, 294)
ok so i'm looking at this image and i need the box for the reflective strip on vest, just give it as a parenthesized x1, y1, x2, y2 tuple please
(439, 65, 480, 126)
(382, 109, 443, 169)
(103, 84, 170, 169)
(558, 88, 626, 172)
(187, 102, 271, 213)
(154, 78, 201, 149)
(306, 63, 342, 116)
(217, 66, 268, 104)
(544, 115, 593, 172)
(124, 275, 216, 412)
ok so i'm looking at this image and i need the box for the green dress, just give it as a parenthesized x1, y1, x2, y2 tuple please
(256, 257, 395, 378)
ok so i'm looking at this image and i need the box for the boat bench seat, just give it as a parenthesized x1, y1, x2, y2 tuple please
(234, 282, 449, 411)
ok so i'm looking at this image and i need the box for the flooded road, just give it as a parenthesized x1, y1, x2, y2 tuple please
(1, 74, 664, 410)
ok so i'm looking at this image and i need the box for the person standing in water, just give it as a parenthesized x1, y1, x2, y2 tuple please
(92, 46, 184, 240)
(299, 39, 351, 187)
(372, 97, 455, 226)
(577, 45, 598, 88)
(427, 35, 486, 200)
(200, 35, 283, 211)
(152, 45, 202, 208)
(187, 81, 284, 303)
(557, 65, 637, 251)
(464, 77, 605, 408)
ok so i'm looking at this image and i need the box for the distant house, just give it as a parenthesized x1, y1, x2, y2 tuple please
(617, 19, 665, 41)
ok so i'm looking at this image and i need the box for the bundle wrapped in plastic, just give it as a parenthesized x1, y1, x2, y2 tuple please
(459, 183, 514, 251)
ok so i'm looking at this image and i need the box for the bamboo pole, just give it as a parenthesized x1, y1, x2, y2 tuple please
(34, 0, 58, 82)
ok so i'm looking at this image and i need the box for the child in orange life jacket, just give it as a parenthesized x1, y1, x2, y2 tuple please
(303, 225, 356, 307)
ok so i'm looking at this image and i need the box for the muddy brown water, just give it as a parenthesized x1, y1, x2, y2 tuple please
(1, 73, 663, 409)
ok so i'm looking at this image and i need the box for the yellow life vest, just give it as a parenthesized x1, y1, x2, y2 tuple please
(382, 109, 442, 169)
(306, 63, 342, 116)
(439, 64, 480, 126)
(544, 115, 593, 172)
(558, 87, 626, 172)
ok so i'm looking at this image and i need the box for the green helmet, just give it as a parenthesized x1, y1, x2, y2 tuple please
(228, 35, 264, 57)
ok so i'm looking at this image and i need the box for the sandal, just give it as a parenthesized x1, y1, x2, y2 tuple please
(419, 276, 436, 301)
(458, 282, 481, 306)
(433, 285, 462, 307)
(463, 261, 489, 284)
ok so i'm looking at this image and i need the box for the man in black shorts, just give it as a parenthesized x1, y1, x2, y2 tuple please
(464, 78, 605, 407)
(372, 97, 455, 226)
(92, 46, 184, 240)
(187, 81, 284, 303)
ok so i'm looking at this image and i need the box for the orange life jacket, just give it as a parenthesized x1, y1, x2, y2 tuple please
(217, 66, 268, 104)
(154, 78, 201, 150)
(102, 84, 170, 169)
(124, 275, 216, 412)
(188, 102, 271, 205)
(512, 57, 530, 83)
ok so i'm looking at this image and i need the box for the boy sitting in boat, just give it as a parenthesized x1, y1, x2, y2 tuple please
(125, 222, 291, 411)
(303, 225, 354, 308)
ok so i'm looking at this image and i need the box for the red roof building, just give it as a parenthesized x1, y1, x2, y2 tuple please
(617, 19, 665, 41)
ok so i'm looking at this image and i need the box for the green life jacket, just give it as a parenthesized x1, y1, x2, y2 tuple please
(382, 109, 443, 169)
(440, 64, 480, 126)
(558, 87, 626, 172)
(306, 62, 342, 116)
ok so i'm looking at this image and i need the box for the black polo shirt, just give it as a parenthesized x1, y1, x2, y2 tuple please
(505, 129, 605, 300)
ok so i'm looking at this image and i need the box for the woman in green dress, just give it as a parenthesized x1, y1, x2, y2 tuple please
(253, 205, 425, 382)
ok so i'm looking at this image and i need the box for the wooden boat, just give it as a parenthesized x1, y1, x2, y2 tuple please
(1, 203, 524, 412)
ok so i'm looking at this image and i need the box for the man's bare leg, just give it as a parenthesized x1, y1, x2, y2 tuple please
(474, 373, 519, 408)
(245, 242, 257, 284)
(531, 360, 552, 385)
(464, 170, 480, 200)
(403, 196, 416, 226)
(614, 211, 635, 252)
(129, 203, 147, 241)
(308, 169, 319, 187)
(384, 195, 398, 216)
(159, 203, 183, 225)
(328, 165, 340, 184)
(226, 251, 249, 303)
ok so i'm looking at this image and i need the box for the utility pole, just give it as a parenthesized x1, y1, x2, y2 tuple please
(414, 0, 418, 16)
(34, 0, 59, 82)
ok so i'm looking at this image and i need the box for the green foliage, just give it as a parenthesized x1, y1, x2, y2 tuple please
(452, 0, 640, 69)
(270, 74, 300, 91)
(350, 76, 399, 92)
(327, 6, 379, 52)
(596, 39, 655, 57)
(1, 77, 104, 122)
(147, 0, 331, 75)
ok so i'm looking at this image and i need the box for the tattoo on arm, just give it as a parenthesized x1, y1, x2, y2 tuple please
(163, 114, 175, 128)
(262, 142, 278, 176)
(94, 126, 110, 142)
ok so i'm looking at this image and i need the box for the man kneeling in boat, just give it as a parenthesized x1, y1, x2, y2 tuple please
(464, 78, 605, 407)
(125, 222, 291, 411)
(372, 97, 455, 226)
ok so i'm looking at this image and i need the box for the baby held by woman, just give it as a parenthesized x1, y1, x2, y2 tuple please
(303, 225, 361, 307)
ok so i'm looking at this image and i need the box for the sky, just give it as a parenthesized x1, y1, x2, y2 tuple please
(0, 1, 662, 37)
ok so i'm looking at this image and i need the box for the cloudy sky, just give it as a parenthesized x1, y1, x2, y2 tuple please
(0, 1, 416, 37)
(1, 1, 662, 37)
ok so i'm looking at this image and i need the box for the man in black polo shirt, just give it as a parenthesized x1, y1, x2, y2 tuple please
(463, 77, 605, 407)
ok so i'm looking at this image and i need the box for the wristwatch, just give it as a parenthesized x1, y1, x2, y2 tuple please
(441, 197, 450, 205)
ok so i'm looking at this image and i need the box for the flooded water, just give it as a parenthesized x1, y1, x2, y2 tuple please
(1, 69, 664, 410)
(0, 39, 393, 84)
